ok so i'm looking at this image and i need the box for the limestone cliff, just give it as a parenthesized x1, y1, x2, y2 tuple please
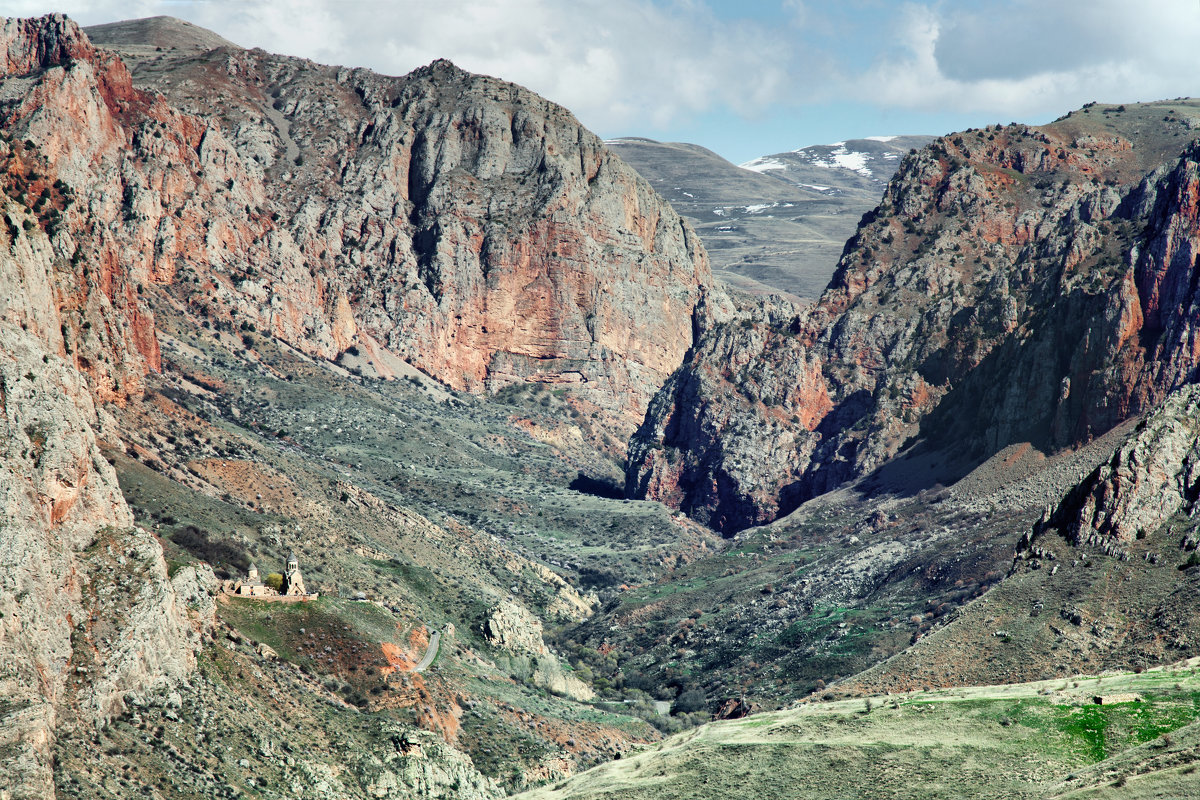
(0, 322, 213, 799)
(630, 105, 1200, 532)
(1030, 383, 1200, 548)
(86, 24, 712, 433)
(483, 600, 595, 702)
(0, 18, 223, 796)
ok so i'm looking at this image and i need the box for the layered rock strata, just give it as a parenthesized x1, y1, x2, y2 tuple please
(85, 23, 712, 431)
(630, 110, 1200, 532)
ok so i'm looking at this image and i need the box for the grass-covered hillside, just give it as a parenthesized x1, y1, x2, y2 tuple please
(517, 661, 1200, 800)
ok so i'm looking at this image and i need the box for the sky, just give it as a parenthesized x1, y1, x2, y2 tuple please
(9, 0, 1200, 164)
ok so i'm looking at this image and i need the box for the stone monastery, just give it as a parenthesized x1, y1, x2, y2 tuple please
(228, 552, 314, 598)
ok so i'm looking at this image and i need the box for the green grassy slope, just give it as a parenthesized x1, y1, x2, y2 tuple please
(516, 662, 1200, 800)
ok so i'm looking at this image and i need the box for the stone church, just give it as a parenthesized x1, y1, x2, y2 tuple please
(229, 552, 312, 598)
(283, 551, 307, 596)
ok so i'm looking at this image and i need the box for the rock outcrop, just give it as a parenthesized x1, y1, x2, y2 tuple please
(83, 24, 712, 433)
(483, 600, 594, 701)
(361, 726, 500, 800)
(1030, 383, 1200, 547)
(0, 324, 213, 799)
(630, 107, 1200, 532)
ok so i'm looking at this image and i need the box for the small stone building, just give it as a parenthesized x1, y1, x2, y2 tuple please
(1092, 693, 1143, 705)
(225, 553, 314, 599)
(283, 552, 308, 596)
(236, 563, 276, 597)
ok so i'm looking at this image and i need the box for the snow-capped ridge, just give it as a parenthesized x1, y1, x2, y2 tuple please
(740, 156, 787, 173)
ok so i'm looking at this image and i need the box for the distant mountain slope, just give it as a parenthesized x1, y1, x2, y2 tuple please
(606, 135, 932, 299)
(84, 14, 239, 50)
(741, 135, 935, 189)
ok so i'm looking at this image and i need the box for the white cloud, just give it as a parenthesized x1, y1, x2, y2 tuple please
(857, 1, 1200, 117)
(7, 0, 1199, 147)
(8, 0, 791, 135)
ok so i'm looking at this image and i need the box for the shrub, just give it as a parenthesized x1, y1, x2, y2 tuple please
(171, 525, 249, 577)
(672, 689, 707, 715)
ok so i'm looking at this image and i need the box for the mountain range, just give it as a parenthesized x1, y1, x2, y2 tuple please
(606, 134, 932, 299)
(4, 12, 1200, 800)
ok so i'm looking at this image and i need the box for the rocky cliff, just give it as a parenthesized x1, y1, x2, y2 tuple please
(1031, 383, 1200, 548)
(0, 288, 211, 800)
(0, 19, 227, 799)
(84, 20, 712, 433)
(0, 13, 714, 797)
(630, 103, 1200, 532)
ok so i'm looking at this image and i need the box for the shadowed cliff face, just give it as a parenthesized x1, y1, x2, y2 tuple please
(629, 106, 1200, 533)
(1031, 383, 1200, 550)
(83, 30, 713, 437)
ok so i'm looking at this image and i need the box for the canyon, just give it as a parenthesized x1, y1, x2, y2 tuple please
(3, 11, 1200, 800)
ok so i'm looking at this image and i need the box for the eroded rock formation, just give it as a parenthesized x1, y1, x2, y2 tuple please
(1031, 383, 1200, 547)
(630, 112, 1200, 532)
(84, 28, 713, 432)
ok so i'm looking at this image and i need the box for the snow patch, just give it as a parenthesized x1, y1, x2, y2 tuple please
(740, 157, 787, 173)
(863, 135, 898, 142)
(803, 143, 874, 177)
(714, 201, 791, 217)
(830, 148, 871, 175)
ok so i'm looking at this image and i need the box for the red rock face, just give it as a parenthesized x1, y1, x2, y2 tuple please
(0, 13, 94, 74)
(0, 14, 287, 404)
(631, 114, 1200, 533)
(0, 16, 711, 435)
(75, 43, 712, 435)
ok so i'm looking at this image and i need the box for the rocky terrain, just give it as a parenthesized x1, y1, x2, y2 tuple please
(85, 17, 715, 438)
(607, 135, 930, 300)
(834, 381, 1200, 696)
(0, 13, 713, 799)
(629, 100, 1200, 534)
(7, 9, 1200, 800)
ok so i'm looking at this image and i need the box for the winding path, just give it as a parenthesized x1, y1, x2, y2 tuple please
(414, 630, 440, 672)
